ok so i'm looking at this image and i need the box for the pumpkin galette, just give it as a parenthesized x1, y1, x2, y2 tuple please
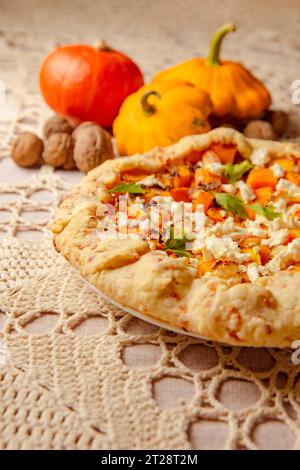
(50, 128, 300, 347)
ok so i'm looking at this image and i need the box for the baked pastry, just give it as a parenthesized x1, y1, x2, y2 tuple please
(50, 128, 300, 347)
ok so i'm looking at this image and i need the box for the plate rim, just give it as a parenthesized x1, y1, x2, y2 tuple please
(65, 257, 280, 348)
(67, 262, 212, 341)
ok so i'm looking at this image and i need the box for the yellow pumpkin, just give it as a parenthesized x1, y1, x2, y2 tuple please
(153, 24, 271, 120)
(113, 79, 212, 155)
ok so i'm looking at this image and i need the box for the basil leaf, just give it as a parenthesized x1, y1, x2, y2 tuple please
(108, 182, 147, 194)
(164, 227, 187, 251)
(163, 227, 193, 258)
(169, 249, 192, 258)
(224, 161, 253, 184)
(248, 203, 281, 220)
(215, 193, 247, 219)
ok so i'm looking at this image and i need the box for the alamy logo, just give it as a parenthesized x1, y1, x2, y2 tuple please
(96, 196, 205, 247)
(0, 80, 6, 105)
(291, 80, 300, 105)
(0, 341, 8, 365)
(291, 340, 300, 365)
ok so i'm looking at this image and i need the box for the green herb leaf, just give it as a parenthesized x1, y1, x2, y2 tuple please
(248, 203, 281, 220)
(108, 182, 147, 194)
(164, 227, 187, 251)
(169, 249, 192, 258)
(224, 161, 253, 184)
(163, 227, 192, 257)
(215, 193, 247, 219)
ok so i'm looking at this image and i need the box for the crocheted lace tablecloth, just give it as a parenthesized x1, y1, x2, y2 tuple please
(1, 0, 300, 450)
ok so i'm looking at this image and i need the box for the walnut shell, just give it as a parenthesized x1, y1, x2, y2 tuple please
(220, 123, 236, 129)
(43, 115, 73, 139)
(72, 121, 97, 138)
(72, 123, 114, 173)
(11, 132, 44, 167)
(43, 132, 75, 169)
(268, 110, 289, 137)
(243, 120, 277, 140)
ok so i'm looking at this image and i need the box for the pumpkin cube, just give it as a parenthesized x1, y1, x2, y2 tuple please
(193, 190, 214, 213)
(210, 143, 237, 164)
(246, 168, 277, 190)
(286, 172, 300, 186)
(173, 164, 192, 188)
(207, 207, 224, 222)
(274, 158, 294, 172)
(170, 187, 191, 202)
(254, 186, 272, 204)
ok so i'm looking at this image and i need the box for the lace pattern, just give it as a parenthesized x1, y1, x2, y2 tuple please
(1, 2, 300, 449)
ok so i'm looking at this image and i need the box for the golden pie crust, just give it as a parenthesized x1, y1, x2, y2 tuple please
(49, 128, 300, 347)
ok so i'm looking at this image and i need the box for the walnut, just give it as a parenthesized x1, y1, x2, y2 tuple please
(11, 132, 44, 167)
(72, 122, 114, 173)
(268, 110, 289, 136)
(220, 123, 236, 129)
(43, 132, 75, 169)
(243, 120, 277, 140)
(72, 121, 97, 138)
(43, 115, 73, 139)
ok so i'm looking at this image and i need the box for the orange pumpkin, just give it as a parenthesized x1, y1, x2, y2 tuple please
(153, 24, 271, 120)
(39, 41, 144, 128)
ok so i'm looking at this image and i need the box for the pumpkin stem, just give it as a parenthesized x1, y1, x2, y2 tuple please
(141, 91, 161, 116)
(93, 40, 112, 51)
(207, 23, 236, 66)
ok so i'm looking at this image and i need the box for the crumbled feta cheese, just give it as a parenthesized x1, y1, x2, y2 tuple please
(200, 246, 214, 260)
(128, 203, 146, 218)
(138, 174, 166, 189)
(138, 218, 149, 233)
(288, 203, 300, 216)
(238, 265, 247, 273)
(208, 216, 248, 238)
(264, 238, 300, 273)
(272, 197, 287, 212)
(134, 197, 144, 204)
(235, 181, 255, 203)
(188, 258, 199, 268)
(202, 150, 220, 164)
(151, 196, 173, 205)
(276, 178, 300, 196)
(268, 214, 293, 231)
(171, 200, 185, 216)
(118, 213, 128, 228)
(171, 201, 193, 227)
(204, 235, 250, 262)
(250, 148, 271, 167)
(271, 162, 285, 178)
(247, 264, 260, 282)
(244, 219, 267, 237)
(205, 162, 224, 176)
(222, 184, 236, 194)
(262, 228, 289, 247)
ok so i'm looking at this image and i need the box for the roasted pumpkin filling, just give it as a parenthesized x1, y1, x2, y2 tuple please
(99, 143, 300, 283)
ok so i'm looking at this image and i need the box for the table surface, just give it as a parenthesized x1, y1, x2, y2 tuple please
(1, 0, 300, 450)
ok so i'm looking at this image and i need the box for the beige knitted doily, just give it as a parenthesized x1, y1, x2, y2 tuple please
(1, 1, 300, 450)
